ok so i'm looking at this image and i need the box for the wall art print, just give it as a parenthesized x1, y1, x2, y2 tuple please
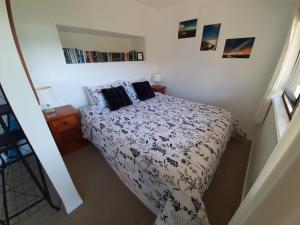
(223, 37, 255, 58)
(200, 23, 221, 51)
(178, 19, 198, 39)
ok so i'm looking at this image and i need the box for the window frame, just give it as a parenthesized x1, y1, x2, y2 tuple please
(281, 28, 300, 120)
(282, 90, 300, 120)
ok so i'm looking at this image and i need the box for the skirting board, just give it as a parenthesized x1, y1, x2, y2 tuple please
(240, 140, 254, 201)
(65, 198, 83, 214)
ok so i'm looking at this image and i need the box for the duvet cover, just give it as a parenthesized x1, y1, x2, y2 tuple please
(81, 93, 241, 225)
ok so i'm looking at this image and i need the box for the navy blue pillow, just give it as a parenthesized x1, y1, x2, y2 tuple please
(101, 86, 132, 111)
(132, 81, 155, 101)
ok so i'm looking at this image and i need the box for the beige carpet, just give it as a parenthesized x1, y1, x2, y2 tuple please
(203, 138, 252, 225)
(21, 138, 251, 225)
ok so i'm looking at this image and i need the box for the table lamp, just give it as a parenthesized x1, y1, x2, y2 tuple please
(35, 86, 57, 113)
(151, 73, 162, 86)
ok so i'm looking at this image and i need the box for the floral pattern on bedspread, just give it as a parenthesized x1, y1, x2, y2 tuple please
(81, 93, 238, 225)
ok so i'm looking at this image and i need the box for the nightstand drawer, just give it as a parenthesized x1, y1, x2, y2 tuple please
(44, 105, 87, 155)
(152, 85, 166, 94)
(54, 128, 86, 155)
(51, 115, 77, 133)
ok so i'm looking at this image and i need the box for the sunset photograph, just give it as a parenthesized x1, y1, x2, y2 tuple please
(223, 37, 255, 58)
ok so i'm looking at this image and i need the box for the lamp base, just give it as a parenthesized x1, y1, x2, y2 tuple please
(43, 108, 55, 113)
(152, 82, 160, 86)
(43, 108, 56, 119)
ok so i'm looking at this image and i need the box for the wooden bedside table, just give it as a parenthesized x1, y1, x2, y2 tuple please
(152, 85, 166, 94)
(44, 105, 86, 155)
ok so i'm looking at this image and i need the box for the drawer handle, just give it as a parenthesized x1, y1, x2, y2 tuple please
(63, 121, 68, 125)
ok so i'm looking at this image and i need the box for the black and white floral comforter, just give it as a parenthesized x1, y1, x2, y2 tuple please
(81, 93, 240, 225)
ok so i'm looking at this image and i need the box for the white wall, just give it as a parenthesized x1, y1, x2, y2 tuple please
(12, 0, 296, 136)
(241, 137, 300, 225)
(0, 0, 82, 213)
(156, 0, 295, 136)
(58, 31, 133, 52)
(229, 103, 300, 225)
(11, 0, 159, 108)
(243, 1, 300, 194)
(245, 104, 277, 193)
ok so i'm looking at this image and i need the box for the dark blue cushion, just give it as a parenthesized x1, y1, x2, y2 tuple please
(132, 81, 155, 101)
(101, 86, 132, 111)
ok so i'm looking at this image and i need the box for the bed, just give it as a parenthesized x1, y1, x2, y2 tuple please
(80, 92, 241, 225)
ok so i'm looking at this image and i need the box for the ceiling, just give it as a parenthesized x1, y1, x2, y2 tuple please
(134, 0, 186, 9)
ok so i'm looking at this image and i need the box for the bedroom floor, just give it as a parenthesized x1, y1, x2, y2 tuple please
(20, 138, 251, 225)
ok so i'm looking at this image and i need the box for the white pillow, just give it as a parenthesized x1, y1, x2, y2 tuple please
(84, 87, 97, 105)
(85, 80, 123, 109)
(121, 80, 138, 103)
(122, 78, 146, 103)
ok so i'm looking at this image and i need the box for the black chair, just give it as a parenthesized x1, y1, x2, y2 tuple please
(0, 85, 59, 225)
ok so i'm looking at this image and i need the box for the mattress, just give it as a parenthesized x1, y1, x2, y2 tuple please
(81, 93, 239, 225)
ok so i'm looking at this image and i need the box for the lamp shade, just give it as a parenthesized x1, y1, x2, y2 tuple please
(151, 73, 162, 83)
(35, 86, 56, 106)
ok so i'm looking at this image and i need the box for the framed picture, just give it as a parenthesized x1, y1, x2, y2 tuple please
(200, 23, 221, 51)
(178, 19, 198, 39)
(137, 52, 144, 61)
(223, 37, 255, 58)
